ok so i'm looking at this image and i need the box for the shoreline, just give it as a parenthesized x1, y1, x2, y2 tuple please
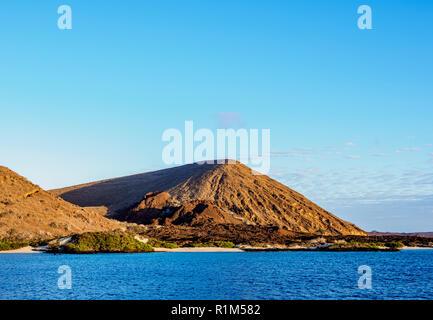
(0, 246, 43, 254)
(154, 247, 243, 252)
(2, 246, 432, 254)
(0, 246, 245, 254)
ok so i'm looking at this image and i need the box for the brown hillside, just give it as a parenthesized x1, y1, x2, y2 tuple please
(0, 166, 122, 240)
(53, 161, 365, 236)
(121, 191, 243, 226)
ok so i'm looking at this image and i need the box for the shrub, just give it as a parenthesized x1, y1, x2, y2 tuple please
(188, 241, 236, 248)
(29, 238, 53, 247)
(147, 238, 179, 249)
(330, 241, 385, 250)
(61, 231, 154, 253)
(126, 224, 147, 234)
(384, 241, 404, 249)
(212, 241, 236, 248)
(0, 199, 13, 205)
(0, 210, 13, 218)
(47, 242, 60, 250)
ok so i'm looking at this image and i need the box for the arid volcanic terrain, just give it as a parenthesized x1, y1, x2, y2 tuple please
(52, 161, 365, 236)
(0, 166, 121, 240)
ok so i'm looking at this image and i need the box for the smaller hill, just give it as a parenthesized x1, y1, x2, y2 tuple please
(119, 191, 243, 226)
(0, 166, 122, 240)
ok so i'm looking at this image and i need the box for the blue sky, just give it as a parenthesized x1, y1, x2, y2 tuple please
(1, 0, 432, 232)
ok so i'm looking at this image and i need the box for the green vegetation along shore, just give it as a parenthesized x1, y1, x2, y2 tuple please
(0, 238, 51, 251)
(327, 240, 405, 251)
(187, 241, 236, 248)
(48, 231, 154, 253)
(0, 240, 30, 251)
(1, 230, 432, 254)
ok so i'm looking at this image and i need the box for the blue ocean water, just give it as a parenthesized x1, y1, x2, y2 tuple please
(1, 250, 432, 300)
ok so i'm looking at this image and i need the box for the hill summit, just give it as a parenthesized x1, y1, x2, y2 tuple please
(53, 161, 365, 236)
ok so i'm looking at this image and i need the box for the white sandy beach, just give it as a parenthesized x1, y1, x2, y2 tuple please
(0, 246, 43, 254)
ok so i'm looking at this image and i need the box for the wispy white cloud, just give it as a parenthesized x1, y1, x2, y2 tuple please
(396, 147, 421, 153)
(269, 143, 433, 231)
(270, 164, 433, 207)
(345, 142, 355, 147)
(270, 151, 311, 158)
